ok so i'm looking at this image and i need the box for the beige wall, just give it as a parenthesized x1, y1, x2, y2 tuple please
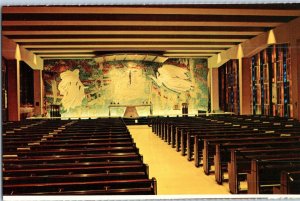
(3, 35, 44, 119)
(2, 36, 43, 70)
(208, 17, 300, 118)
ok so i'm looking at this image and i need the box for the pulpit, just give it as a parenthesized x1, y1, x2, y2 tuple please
(123, 106, 139, 118)
(108, 104, 153, 118)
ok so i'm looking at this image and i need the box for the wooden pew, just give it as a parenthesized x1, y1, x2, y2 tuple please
(3, 137, 134, 152)
(3, 157, 145, 170)
(165, 119, 232, 150)
(4, 171, 149, 185)
(2, 120, 44, 133)
(168, 118, 246, 152)
(5, 146, 140, 157)
(247, 157, 300, 194)
(227, 146, 300, 194)
(162, 119, 202, 143)
(172, 117, 295, 153)
(4, 133, 131, 141)
(278, 170, 300, 194)
(194, 132, 297, 168)
(184, 128, 261, 159)
(176, 118, 299, 160)
(4, 164, 149, 177)
(176, 124, 236, 152)
(214, 133, 300, 184)
(4, 178, 157, 195)
(202, 136, 300, 175)
(153, 116, 201, 138)
(3, 118, 158, 195)
(3, 153, 144, 165)
(40, 137, 133, 144)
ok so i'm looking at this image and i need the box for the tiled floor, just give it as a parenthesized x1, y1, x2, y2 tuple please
(128, 125, 230, 195)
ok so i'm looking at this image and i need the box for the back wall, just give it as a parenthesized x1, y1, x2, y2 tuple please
(43, 58, 208, 117)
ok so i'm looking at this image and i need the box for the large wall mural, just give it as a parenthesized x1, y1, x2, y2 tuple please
(43, 58, 208, 117)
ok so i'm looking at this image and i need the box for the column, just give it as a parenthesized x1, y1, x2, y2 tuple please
(210, 68, 219, 112)
(295, 40, 300, 119)
(240, 57, 252, 115)
(7, 60, 20, 121)
(34, 70, 43, 116)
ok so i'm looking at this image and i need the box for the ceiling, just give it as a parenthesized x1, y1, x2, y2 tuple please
(2, 4, 300, 61)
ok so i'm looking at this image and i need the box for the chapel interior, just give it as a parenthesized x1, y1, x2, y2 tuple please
(2, 4, 300, 196)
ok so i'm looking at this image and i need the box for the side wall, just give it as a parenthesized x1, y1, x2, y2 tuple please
(2, 36, 44, 121)
(208, 17, 300, 119)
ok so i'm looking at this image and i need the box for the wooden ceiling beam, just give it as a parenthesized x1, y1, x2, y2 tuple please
(38, 53, 216, 57)
(38, 53, 96, 57)
(2, 5, 297, 62)
(12, 38, 247, 43)
(18, 41, 239, 46)
(3, 26, 268, 32)
(6, 34, 253, 39)
(41, 57, 96, 59)
(165, 56, 210, 58)
(165, 50, 223, 53)
(3, 6, 300, 16)
(3, 13, 294, 23)
(30, 49, 225, 54)
(27, 47, 229, 52)
(2, 21, 282, 27)
(163, 53, 215, 56)
(32, 50, 95, 53)
(22, 45, 235, 49)
(2, 31, 263, 36)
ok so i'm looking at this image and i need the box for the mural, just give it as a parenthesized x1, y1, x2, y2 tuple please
(43, 58, 208, 117)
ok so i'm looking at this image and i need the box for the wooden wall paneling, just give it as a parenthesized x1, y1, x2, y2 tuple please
(7, 60, 20, 121)
(241, 57, 252, 115)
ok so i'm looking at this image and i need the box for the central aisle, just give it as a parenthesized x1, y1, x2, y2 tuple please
(127, 125, 230, 195)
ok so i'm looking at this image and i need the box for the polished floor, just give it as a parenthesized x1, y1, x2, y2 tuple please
(128, 125, 230, 195)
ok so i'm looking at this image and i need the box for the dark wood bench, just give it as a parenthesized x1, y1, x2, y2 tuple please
(184, 128, 261, 159)
(160, 119, 202, 141)
(202, 136, 300, 175)
(4, 141, 137, 153)
(3, 152, 144, 166)
(4, 178, 157, 195)
(194, 132, 299, 168)
(4, 171, 149, 185)
(214, 133, 300, 183)
(167, 117, 298, 153)
(3, 118, 157, 195)
(227, 146, 300, 194)
(165, 118, 225, 141)
(175, 124, 237, 152)
(4, 163, 149, 177)
(4, 133, 131, 141)
(247, 157, 300, 194)
(5, 146, 139, 157)
(277, 170, 300, 194)
(4, 158, 145, 170)
(3, 137, 134, 152)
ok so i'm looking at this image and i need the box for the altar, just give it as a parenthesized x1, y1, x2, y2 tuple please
(108, 104, 153, 118)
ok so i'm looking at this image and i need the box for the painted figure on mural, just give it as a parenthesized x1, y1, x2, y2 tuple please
(58, 69, 85, 111)
(149, 64, 194, 93)
(44, 58, 208, 117)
